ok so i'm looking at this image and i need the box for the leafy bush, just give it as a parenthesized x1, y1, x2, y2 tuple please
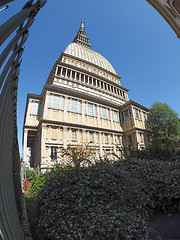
(27, 158, 180, 239)
(25, 168, 38, 181)
(27, 165, 72, 198)
(127, 144, 173, 161)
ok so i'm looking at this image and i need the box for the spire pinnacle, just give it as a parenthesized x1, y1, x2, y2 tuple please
(73, 19, 91, 48)
(79, 19, 85, 35)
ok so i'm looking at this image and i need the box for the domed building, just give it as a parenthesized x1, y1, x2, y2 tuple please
(23, 20, 150, 170)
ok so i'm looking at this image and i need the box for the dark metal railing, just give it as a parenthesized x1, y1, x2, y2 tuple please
(0, 1, 46, 239)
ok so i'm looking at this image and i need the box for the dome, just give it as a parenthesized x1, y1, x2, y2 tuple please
(64, 42, 117, 75)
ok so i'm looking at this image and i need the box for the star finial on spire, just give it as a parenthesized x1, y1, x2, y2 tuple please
(73, 19, 91, 48)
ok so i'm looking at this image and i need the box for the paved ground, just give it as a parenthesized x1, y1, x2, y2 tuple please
(150, 214, 180, 240)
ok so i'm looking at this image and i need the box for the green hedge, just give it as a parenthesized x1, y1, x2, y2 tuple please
(26, 165, 72, 198)
(27, 158, 180, 239)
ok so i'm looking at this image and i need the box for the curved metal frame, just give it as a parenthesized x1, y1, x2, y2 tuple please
(147, 0, 180, 38)
(0, 1, 46, 239)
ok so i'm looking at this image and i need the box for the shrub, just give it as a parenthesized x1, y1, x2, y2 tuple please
(26, 158, 180, 239)
(25, 168, 38, 181)
(27, 165, 72, 198)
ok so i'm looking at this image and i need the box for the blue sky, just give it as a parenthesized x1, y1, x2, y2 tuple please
(1, 0, 180, 155)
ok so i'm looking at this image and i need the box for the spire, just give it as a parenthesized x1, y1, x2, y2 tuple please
(79, 19, 86, 35)
(73, 19, 91, 48)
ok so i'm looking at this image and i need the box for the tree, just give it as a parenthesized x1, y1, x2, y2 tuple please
(61, 144, 94, 171)
(148, 102, 180, 152)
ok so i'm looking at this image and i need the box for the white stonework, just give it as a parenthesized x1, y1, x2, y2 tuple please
(23, 20, 150, 170)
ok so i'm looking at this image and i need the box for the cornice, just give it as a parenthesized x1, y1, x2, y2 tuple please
(53, 76, 128, 103)
(44, 84, 127, 109)
(27, 93, 41, 100)
(38, 119, 123, 135)
(123, 127, 152, 135)
(120, 100, 149, 112)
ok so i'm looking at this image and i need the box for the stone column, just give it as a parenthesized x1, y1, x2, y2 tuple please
(94, 78, 97, 87)
(41, 125, 46, 169)
(70, 70, 72, 79)
(63, 127, 67, 148)
(55, 66, 58, 75)
(82, 130, 86, 145)
(99, 132, 103, 157)
(43, 93, 49, 120)
(112, 134, 116, 158)
(23, 129, 28, 166)
(64, 97, 68, 122)
(60, 67, 63, 76)
(82, 100, 85, 125)
(97, 105, 100, 128)
(110, 110, 113, 130)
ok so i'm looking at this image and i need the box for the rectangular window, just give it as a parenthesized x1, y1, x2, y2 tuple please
(140, 133, 143, 143)
(72, 130, 77, 141)
(100, 106, 109, 119)
(113, 111, 119, 122)
(48, 95, 52, 108)
(94, 105, 97, 117)
(51, 147, 57, 161)
(135, 108, 141, 120)
(89, 132, 94, 142)
(67, 98, 82, 113)
(48, 95, 64, 110)
(117, 136, 121, 144)
(52, 95, 60, 109)
(71, 99, 78, 113)
(104, 149, 110, 160)
(117, 150, 122, 159)
(143, 112, 148, 122)
(124, 110, 129, 121)
(30, 101, 39, 115)
(105, 134, 109, 144)
(78, 100, 82, 113)
(60, 97, 64, 110)
(123, 109, 131, 121)
(84, 102, 97, 117)
(88, 103, 93, 116)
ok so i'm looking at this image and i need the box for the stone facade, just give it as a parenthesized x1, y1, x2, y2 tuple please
(23, 20, 150, 170)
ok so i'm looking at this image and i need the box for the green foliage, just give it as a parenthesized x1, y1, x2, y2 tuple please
(128, 144, 172, 161)
(148, 102, 180, 151)
(25, 168, 38, 181)
(27, 165, 72, 198)
(27, 158, 180, 239)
